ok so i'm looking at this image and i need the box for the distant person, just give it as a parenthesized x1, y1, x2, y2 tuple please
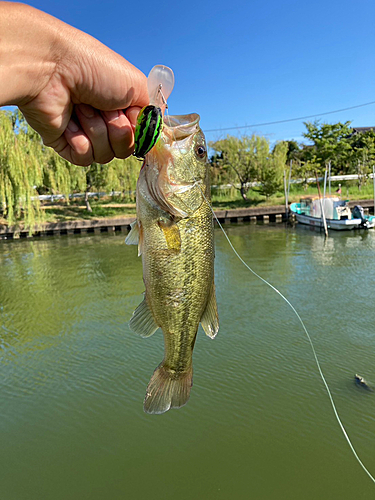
(0, 2, 149, 166)
(336, 184, 342, 197)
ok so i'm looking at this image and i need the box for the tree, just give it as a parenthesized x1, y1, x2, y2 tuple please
(291, 155, 320, 190)
(348, 129, 375, 189)
(210, 152, 228, 186)
(285, 140, 302, 163)
(0, 109, 142, 228)
(302, 120, 353, 174)
(42, 148, 86, 198)
(0, 110, 44, 228)
(0, 110, 91, 228)
(209, 134, 268, 202)
(257, 141, 288, 199)
(349, 129, 375, 158)
(210, 134, 288, 201)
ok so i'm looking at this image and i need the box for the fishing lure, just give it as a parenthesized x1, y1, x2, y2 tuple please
(133, 105, 163, 159)
(133, 65, 175, 160)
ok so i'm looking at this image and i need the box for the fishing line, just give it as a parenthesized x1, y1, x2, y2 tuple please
(210, 216, 375, 485)
(163, 104, 375, 485)
(205, 100, 375, 133)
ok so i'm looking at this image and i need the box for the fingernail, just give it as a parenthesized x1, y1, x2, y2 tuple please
(79, 104, 95, 118)
(102, 110, 120, 122)
(67, 120, 79, 133)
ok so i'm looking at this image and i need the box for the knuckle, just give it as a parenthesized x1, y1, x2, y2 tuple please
(84, 121, 107, 139)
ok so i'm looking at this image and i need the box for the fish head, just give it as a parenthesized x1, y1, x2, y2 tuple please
(163, 113, 208, 184)
(143, 113, 210, 218)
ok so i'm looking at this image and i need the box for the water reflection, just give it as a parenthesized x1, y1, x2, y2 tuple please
(1, 228, 375, 500)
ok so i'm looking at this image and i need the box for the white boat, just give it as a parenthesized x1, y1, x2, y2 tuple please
(290, 195, 375, 231)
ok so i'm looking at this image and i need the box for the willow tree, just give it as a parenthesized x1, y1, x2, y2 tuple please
(82, 155, 141, 210)
(210, 135, 269, 202)
(257, 141, 288, 199)
(42, 148, 86, 199)
(96, 155, 140, 199)
(0, 110, 90, 229)
(0, 110, 45, 228)
(0, 108, 142, 227)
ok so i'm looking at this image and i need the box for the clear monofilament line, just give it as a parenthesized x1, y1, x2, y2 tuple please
(164, 107, 375, 485)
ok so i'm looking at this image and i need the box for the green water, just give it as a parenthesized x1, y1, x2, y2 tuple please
(1, 225, 375, 500)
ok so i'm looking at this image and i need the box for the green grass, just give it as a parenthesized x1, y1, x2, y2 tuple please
(288, 180, 374, 201)
(42, 198, 136, 223)
(2, 181, 374, 226)
(211, 186, 285, 209)
(211, 181, 375, 210)
(42, 182, 375, 221)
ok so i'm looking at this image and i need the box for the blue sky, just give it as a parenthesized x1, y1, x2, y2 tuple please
(18, 0, 375, 145)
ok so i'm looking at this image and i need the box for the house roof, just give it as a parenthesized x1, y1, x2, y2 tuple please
(351, 127, 375, 134)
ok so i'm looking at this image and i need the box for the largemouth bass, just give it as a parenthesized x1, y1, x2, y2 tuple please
(126, 112, 219, 414)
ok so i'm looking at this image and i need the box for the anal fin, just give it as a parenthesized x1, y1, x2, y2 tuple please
(129, 298, 158, 338)
(200, 283, 219, 339)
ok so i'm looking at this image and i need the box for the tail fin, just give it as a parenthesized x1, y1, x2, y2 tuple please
(143, 364, 193, 414)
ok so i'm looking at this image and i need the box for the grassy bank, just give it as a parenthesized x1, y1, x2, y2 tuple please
(41, 200, 137, 223)
(211, 180, 375, 210)
(43, 180, 374, 222)
(1, 180, 374, 226)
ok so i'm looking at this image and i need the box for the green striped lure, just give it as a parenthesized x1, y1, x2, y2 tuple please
(134, 105, 163, 159)
(133, 65, 175, 160)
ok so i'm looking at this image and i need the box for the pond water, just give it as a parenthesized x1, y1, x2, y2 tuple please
(1, 224, 375, 500)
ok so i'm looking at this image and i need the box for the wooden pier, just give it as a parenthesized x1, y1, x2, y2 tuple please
(0, 217, 136, 240)
(214, 205, 287, 225)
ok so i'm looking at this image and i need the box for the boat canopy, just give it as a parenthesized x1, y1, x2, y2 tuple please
(299, 196, 351, 220)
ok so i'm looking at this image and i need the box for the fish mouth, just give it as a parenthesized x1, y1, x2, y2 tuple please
(163, 113, 200, 139)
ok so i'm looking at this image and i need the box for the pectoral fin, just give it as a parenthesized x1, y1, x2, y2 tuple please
(157, 219, 181, 252)
(125, 220, 139, 245)
(200, 283, 219, 339)
(129, 297, 159, 338)
(125, 220, 144, 256)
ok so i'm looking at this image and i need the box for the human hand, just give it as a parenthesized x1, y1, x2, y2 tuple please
(0, 3, 149, 166)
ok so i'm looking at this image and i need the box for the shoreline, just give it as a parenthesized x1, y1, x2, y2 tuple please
(1, 199, 374, 240)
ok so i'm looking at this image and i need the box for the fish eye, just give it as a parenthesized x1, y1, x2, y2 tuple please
(195, 144, 206, 158)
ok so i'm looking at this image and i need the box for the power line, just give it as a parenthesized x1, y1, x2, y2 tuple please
(205, 100, 375, 133)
